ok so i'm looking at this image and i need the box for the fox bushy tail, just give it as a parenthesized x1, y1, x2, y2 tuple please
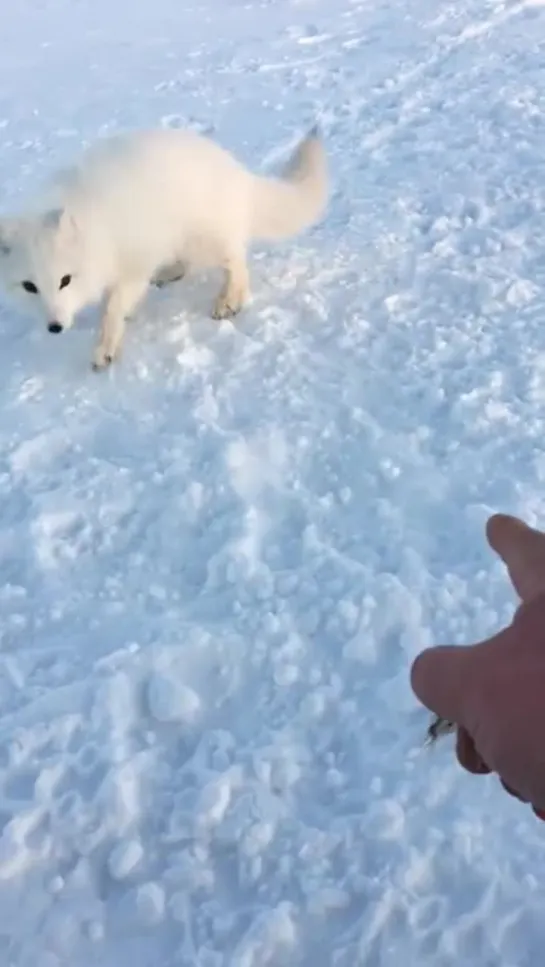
(250, 127, 328, 241)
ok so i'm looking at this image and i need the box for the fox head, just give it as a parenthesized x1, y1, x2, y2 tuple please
(0, 207, 95, 334)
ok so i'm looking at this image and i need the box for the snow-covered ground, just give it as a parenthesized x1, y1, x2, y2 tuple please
(1, 0, 545, 963)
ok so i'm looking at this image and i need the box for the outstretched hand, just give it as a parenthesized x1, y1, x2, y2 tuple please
(411, 514, 545, 819)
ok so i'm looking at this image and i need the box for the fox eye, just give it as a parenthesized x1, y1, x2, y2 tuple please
(59, 274, 72, 290)
(22, 280, 38, 294)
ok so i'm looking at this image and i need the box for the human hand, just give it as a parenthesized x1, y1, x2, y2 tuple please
(411, 514, 545, 819)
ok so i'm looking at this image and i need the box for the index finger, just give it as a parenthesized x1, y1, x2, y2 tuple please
(410, 645, 474, 724)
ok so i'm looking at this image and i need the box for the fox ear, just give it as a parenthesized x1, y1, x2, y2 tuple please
(44, 207, 78, 241)
(0, 218, 20, 256)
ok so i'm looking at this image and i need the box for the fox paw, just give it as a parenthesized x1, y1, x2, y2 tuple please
(92, 345, 116, 371)
(152, 262, 186, 288)
(212, 295, 246, 320)
(152, 272, 185, 289)
(212, 304, 236, 321)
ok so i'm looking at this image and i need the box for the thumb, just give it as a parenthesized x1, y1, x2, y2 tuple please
(486, 514, 545, 603)
(410, 645, 474, 724)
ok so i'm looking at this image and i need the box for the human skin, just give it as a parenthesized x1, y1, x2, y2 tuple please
(411, 514, 545, 821)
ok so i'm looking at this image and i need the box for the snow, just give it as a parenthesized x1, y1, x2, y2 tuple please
(108, 837, 144, 880)
(147, 671, 202, 724)
(135, 880, 167, 925)
(0, 0, 545, 962)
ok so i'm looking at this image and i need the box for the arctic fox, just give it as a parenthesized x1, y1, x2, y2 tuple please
(0, 125, 328, 369)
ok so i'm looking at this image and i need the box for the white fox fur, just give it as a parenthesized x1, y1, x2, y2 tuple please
(0, 125, 328, 369)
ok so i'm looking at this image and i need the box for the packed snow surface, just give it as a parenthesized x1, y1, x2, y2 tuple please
(1, 0, 545, 963)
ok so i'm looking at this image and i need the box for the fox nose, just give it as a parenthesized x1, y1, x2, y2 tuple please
(48, 322, 63, 334)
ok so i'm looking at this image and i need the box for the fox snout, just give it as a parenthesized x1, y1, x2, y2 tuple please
(47, 322, 64, 334)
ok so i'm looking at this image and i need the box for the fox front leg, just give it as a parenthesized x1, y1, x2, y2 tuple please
(92, 275, 148, 370)
(212, 251, 250, 320)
